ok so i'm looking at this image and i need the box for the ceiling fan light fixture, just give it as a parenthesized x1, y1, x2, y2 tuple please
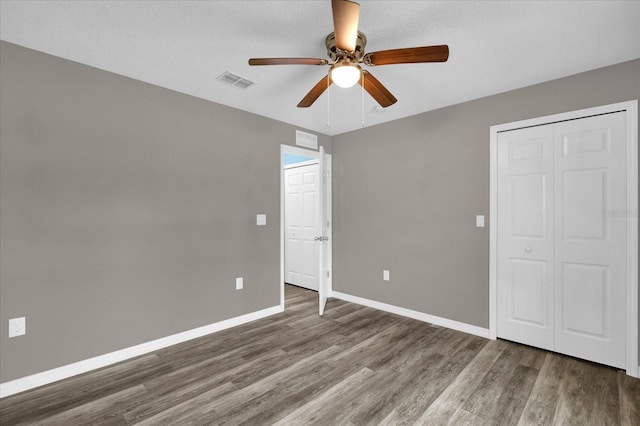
(330, 62, 361, 88)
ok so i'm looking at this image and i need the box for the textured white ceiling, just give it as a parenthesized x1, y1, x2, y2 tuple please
(1, 1, 639, 136)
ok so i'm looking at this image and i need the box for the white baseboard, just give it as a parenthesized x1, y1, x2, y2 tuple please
(330, 291, 490, 339)
(0, 304, 283, 398)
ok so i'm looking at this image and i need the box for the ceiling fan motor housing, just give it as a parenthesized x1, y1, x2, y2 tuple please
(325, 31, 367, 62)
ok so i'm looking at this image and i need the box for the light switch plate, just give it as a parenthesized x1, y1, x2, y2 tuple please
(9, 317, 26, 338)
(476, 215, 485, 228)
(236, 277, 243, 290)
(383, 270, 390, 281)
(256, 214, 266, 226)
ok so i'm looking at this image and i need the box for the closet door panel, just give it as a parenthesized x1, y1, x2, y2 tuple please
(497, 125, 555, 351)
(553, 112, 627, 369)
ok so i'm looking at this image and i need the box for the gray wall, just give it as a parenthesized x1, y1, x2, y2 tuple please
(0, 41, 331, 382)
(332, 59, 640, 340)
(1, 38, 637, 384)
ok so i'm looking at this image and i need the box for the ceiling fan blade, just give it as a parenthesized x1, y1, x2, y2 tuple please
(358, 71, 397, 108)
(298, 75, 333, 108)
(332, 0, 360, 52)
(249, 58, 329, 66)
(364, 45, 449, 66)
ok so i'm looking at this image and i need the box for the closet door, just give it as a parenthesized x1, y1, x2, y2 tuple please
(553, 112, 627, 368)
(497, 125, 555, 351)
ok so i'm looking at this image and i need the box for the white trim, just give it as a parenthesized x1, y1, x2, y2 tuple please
(626, 100, 639, 378)
(489, 100, 639, 378)
(489, 124, 498, 340)
(280, 146, 286, 308)
(0, 305, 283, 398)
(331, 291, 490, 339)
(490, 101, 636, 133)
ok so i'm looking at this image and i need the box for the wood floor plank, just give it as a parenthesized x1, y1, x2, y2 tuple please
(132, 382, 236, 425)
(461, 342, 529, 417)
(379, 409, 403, 425)
(271, 367, 377, 426)
(551, 358, 594, 425)
(371, 333, 489, 425)
(235, 321, 429, 425)
(1, 284, 637, 426)
(517, 353, 566, 426)
(415, 339, 504, 424)
(552, 360, 622, 426)
(0, 354, 169, 425)
(160, 344, 343, 423)
(346, 351, 448, 425)
(28, 384, 147, 426)
(124, 349, 288, 423)
(618, 371, 640, 425)
(484, 364, 539, 425)
(332, 304, 379, 324)
(590, 363, 622, 426)
(446, 407, 488, 426)
(344, 327, 469, 424)
(213, 347, 373, 425)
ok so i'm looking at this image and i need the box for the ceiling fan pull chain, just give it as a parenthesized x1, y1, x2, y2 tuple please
(327, 69, 331, 127)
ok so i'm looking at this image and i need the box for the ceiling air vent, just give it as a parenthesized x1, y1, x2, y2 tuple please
(218, 71, 256, 89)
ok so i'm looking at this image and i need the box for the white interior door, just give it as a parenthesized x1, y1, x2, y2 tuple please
(496, 111, 628, 369)
(284, 162, 320, 291)
(497, 125, 555, 351)
(553, 112, 627, 368)
(318, 147, 332, 315)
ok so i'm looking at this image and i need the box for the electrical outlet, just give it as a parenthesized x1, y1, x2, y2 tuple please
(9, 317, 26, 338)
(236, 277, 243, 290)
(383, 270, 390, 281)
(476, 215, 485, 227)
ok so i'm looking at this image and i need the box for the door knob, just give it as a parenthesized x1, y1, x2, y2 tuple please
(525, 247, 532, 253)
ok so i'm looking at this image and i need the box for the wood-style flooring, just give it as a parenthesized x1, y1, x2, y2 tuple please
(1, 284, 638, 425)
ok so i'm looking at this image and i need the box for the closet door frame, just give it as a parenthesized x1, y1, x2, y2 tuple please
(489, 99, 638, 377)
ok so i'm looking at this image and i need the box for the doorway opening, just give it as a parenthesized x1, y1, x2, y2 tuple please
(280, 144, 332, 315)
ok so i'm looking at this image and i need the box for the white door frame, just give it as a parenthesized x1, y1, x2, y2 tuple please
(489, 100, 639, 377)
(280, 144, 332, 308)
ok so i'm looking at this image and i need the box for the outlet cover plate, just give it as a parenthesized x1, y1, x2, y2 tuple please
(9, 317, 26, 338)
(383, 270, 390, 281)
(236, 277, 243, 290)
(257, 214, 266, 226)
(476, 215, 485, 227)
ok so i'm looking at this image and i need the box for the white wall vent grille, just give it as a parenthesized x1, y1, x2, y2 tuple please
(296, 130, 318, 150)
(218, 71, 256, 89)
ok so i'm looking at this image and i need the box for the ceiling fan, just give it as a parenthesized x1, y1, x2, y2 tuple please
(248, 0, 449, 108)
